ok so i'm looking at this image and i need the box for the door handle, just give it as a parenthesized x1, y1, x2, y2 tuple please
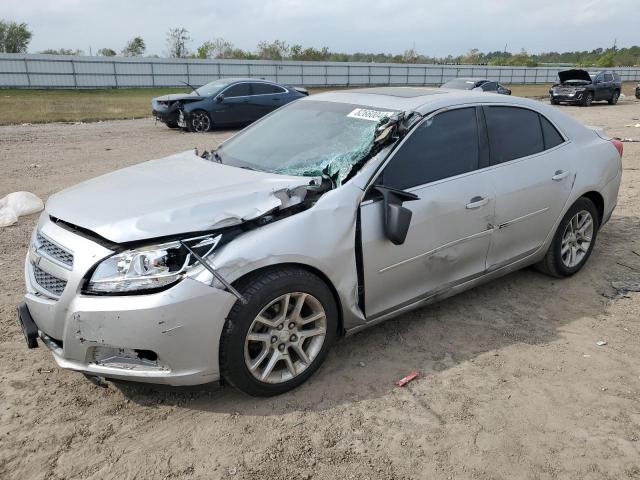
(552, 170, 569, 181)
(466, 196, 489, 209)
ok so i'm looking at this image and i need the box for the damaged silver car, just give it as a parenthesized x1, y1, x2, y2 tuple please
(18, 87, 622, 396)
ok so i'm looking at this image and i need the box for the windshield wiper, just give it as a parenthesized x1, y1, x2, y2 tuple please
(179, 80, 198, 94)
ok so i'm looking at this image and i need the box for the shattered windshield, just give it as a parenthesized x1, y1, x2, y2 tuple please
(217, 100, 398, 185)
(195, 80, 231, 97)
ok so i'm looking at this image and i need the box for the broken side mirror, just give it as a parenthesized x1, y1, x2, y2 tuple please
(215, 94, 225, 102)
(373, 185, 419, 245)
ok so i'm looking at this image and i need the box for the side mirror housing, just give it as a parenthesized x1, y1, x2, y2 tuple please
(215, 94, 224, 102)
(373, 186, 420, 245)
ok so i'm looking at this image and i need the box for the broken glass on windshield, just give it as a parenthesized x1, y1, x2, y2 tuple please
(217, 100, 400, 186)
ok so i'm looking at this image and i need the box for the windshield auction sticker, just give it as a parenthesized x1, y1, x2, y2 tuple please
(347, 108, 395, 121)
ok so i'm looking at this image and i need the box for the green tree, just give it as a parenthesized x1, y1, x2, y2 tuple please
(122, 37, 146, 57)
(596, 51, 615, 67)
(256, 40, 289, 60)
(39, 48, 83, 55)
(97, 48, 116, 56)
(196, 38, 234, 59)
(166, 28, 190, 58)
(0, 20, 32, 53)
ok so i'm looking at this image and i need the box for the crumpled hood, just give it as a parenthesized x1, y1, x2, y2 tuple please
(46, 151, 314, 243)
(558, 69, 592, 84)
(153, 93, 202, 102)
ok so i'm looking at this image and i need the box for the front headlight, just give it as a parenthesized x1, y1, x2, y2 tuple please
(84, 234, 222, 294)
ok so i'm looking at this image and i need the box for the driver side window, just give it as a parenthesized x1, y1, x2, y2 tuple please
(381, 107, 480, 190)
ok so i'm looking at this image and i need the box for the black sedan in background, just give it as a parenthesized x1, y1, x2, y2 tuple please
(440, 77, 512, 95)
(152, 78, 308, 132)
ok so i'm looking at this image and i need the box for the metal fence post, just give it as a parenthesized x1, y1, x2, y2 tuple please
(71, 59, 77, 88)
(112, 61, 118, 88)
(23, 58, 31, 87)
(150, 61, 155, 87)
(368, 65, 371, 86)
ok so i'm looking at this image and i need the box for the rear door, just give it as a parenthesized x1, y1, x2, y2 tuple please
(360, 106, 495, 318)
(218, 82, 254, 124)
(483, 106, 573, 269)
(248, 82, 288, 119)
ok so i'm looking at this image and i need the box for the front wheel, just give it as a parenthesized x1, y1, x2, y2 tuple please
(536, 197, 599, 278)
(608, 91, 620, 105)
(220, 268, 337, 396)
(188, 110, 212, 133)
(582, 92, 593, 107)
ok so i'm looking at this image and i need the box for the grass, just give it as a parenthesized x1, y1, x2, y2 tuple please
(0, 82, 637, 126)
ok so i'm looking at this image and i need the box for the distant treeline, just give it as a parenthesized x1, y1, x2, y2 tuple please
(2, 19, 638, 67)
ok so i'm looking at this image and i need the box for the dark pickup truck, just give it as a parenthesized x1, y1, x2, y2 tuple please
(550, 69, 621, 106)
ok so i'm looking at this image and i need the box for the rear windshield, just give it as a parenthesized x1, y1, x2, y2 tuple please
(441, 79, 477, 90)
(217, 100, 399, 184)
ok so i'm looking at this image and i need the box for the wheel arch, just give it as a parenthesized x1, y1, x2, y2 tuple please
(579, 190, 604, 227)
(231, 262, 345, 335)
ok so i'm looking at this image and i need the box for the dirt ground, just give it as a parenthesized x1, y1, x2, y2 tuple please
(1, 97, 640, 480)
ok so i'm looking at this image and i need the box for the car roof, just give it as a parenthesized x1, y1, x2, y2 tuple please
(307, 87, 531, 115)
(446, 77, 489, 82)
(213, 77, 280, 84)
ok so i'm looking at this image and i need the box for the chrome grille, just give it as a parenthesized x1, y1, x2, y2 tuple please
(32, 264, 67, 297)
(36, 232, 73, 268)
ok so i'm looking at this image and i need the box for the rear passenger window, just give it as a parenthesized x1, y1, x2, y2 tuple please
(484, 106, 544, 164)
(383, 107, 479, 190)
(539, 115, 564, 149)
(252, 83, 285, 95)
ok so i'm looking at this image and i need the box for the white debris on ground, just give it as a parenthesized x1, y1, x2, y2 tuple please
(0, 191, 44, 227)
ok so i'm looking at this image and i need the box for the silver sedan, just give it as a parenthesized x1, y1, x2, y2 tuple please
(18, 87, 623, 396)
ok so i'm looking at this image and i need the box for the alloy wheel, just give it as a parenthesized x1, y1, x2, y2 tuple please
(190, 111, 211, 132)
(244, 292, 327, 384)
(560, 210, 593, 268)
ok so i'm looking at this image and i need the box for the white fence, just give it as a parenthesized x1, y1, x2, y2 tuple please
(1, 53, 639, 89)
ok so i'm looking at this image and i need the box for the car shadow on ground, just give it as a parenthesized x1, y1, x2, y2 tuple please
(112, 214, 639, 415)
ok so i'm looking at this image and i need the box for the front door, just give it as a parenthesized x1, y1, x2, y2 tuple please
(218, 83, 255, 124)
(360, 107, 495, 319)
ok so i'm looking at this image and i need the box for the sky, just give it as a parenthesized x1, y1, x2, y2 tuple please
(1, 0, 639, 57)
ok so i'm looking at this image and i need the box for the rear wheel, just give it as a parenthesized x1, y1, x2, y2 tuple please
(582, 91, 593, 107)
(536, 197, 599, 278)
(608, 91, 620, 105)
(220, 268, 337, 396)
(188, 110, 212, 133)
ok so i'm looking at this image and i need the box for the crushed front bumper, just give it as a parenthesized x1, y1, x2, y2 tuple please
(22, 215, 238, 386)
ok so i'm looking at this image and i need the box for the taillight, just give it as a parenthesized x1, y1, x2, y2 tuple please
(611, 139, 623, 157)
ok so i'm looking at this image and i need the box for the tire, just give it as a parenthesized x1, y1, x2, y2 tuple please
(219, 267, 338, 396)
(188, 110, 212, 133)
(582, 91, 593, 107)
(608, 91, 620, 105)
(536, 197, 599, 278)
(550, 98, 559, 105)
(165, 121, 180, 129)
